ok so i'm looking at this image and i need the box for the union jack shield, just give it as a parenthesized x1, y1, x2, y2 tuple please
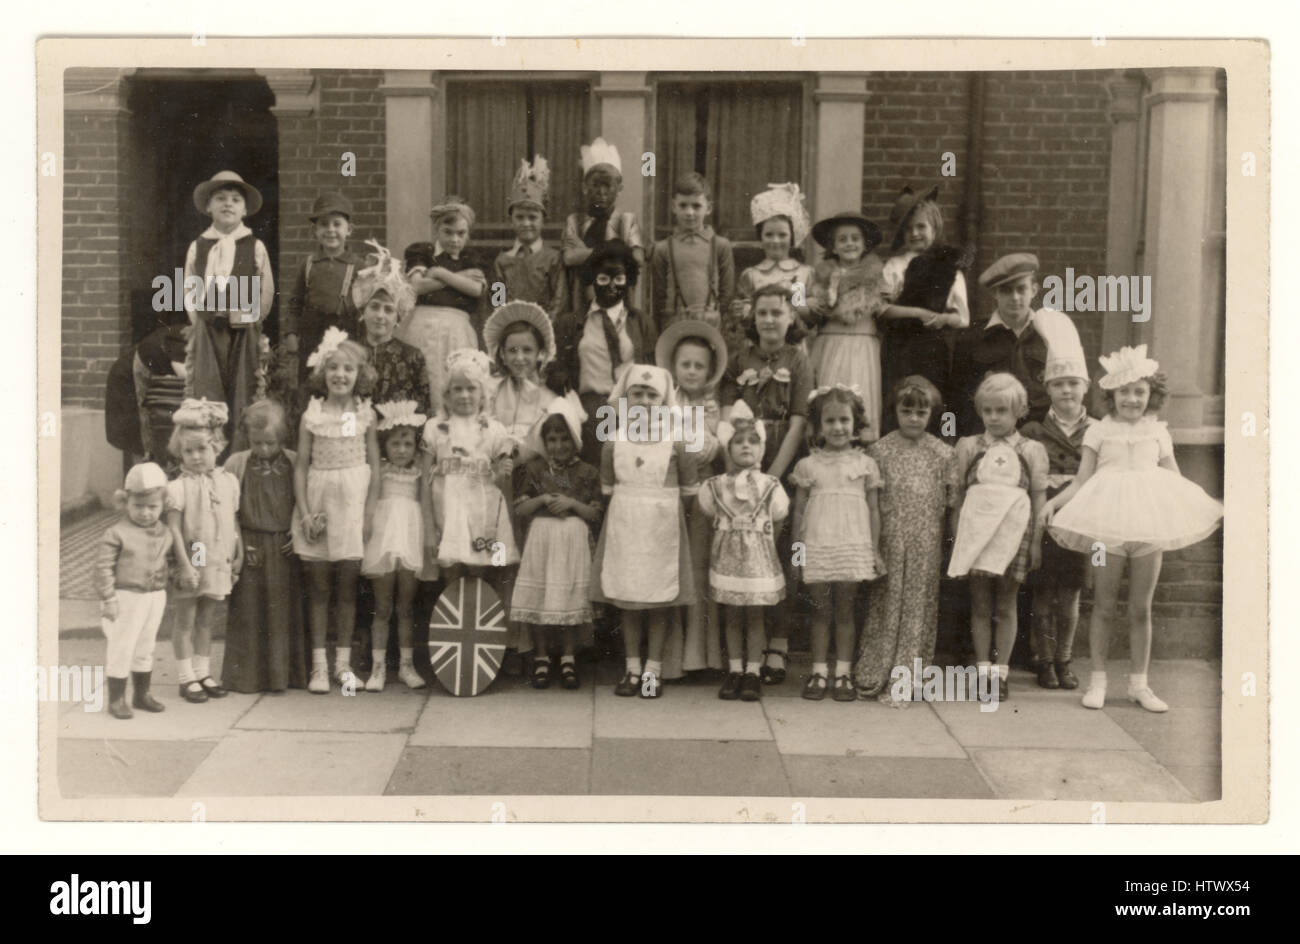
(427, 577, 508, 696)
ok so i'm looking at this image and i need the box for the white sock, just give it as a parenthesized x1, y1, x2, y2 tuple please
(765, 640, 788, 668)
(312, 648, 328, 670)
(1090, 671, 1107, 689)
(644, 659, 662, 678)
(372, 649, 385, 668)
(193, 655, 210, 679)
(745, 661, 762, 676)
(996, 664, 1009, 681)
(625, 657, 643, 676)
(560, 654, 575, 666)
(812, 661, 828, 677)
(729, 658, 743, 674)
(835, 660, 852, 678)
(1129, 672, 1148, 691)
(176, 658, 195, 684)
(336, 646, 352, 670)
(399, 647, 414, 667)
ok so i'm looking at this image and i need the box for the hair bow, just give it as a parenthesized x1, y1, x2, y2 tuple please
(307, 326, 350, 370)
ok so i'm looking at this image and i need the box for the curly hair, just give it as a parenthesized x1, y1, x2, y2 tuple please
(1101, 371, 1169, 415)
(306, 339, 377, 399)
(808, 386, 870, 446)
(974, 372, 1029, 420)
(744, 283, 809, 344)
(167, 423, 226, 461)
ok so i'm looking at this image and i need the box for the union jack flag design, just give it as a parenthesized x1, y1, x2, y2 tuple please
(427, 577, 508, 696)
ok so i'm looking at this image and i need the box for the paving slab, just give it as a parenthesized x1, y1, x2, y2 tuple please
(930, 698, 1146, 751)
(411, 682, 594, 749)
(764, 698, 966, 758)
(970, 748, 1197, 802)
(58, 738, 217, 798)
(177, 730, 407, 796)
(386, 746, 591, 796)
(1165, 765, 1222, 802)
(1106, 705, 1220, 768)
(235, 688, 424, 733)
(55, 689, 260, 741)
(784, 755, 996, 799)
(594, 684, 772, 741)
(591, 738, 790, 796)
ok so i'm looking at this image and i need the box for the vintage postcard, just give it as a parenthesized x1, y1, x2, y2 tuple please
(34, 35, 1268, 826)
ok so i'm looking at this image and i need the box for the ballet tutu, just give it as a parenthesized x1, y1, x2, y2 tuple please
(361, 495, 424, 576)
(1049, 467, 1223, 558)
(511, 516, 594, 626)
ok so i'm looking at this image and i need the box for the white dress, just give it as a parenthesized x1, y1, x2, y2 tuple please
(1049, 415, 1223, 558)
(360, 461, 423, 576)
(423, 413, 520, 568)
(291, 397, 374, 562)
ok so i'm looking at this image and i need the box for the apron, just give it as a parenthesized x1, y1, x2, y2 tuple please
(947, 441, 1030, 578)
(601, 436, 680, 603)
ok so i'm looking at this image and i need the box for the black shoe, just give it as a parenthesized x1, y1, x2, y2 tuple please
(614, 673, 639, 697)
(131, 671, 165, 712)
(739, 672, 762, 702)
(718, 672, 742, 700)
(1036, 662, 1060, 689)
(1055, 661, 1079, 690)
(531, 659, 552, 689)
(198, 676, 227, 698)
(559, 661, 580, 690)
(760, 649, 787, 685)
(179, 680, 208, 704)
(107, 677, 132, 720)
(832, 675, 857, 702)
(802, 673, 828, 701)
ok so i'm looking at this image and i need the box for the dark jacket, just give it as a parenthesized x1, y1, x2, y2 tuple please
(547, 303, 658, 397)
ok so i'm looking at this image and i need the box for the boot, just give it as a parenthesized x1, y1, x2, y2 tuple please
(1055, 661, 1079, 690)
(107, 677, 133, 720)
(1036, 661, 1060, 689)
(131, 671, 166, 712)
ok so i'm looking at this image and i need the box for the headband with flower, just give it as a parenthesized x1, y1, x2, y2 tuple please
(375, 399, 428, 433)
(1097, 344, 1161, 390)
(307, 326, 351, 370)
(807, 382, 864, 407)
(171, 397, 228, 430)
(352, 239, 416, 316)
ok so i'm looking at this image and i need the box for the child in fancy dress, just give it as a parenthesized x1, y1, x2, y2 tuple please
(1043, 345, 1223, 712)
(512, 394, 603, 690)
(493, 156, 567, 319)
(222, 399, 308, 693)
(698, 401, 790, 702)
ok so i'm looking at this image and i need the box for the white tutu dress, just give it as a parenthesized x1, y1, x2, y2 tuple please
(292, 397, 374, 562)
(1049, 415, 1223, 558)
(361, 461, 424, 575)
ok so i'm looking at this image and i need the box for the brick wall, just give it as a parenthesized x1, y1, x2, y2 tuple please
(275, 69, 387, 313)
(861, 70, 1112, 363)
(62, 108, 132, 407)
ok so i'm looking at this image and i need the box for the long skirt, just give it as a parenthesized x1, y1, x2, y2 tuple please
(222, 528, 308, 693)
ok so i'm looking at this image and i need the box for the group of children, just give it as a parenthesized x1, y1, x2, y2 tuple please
(95, 145, 1224, 720)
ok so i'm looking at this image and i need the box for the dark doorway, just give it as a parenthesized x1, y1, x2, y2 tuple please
(125, 73, 279, 342)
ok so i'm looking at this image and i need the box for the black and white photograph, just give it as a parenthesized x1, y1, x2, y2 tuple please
(35, 34, 1268, 824)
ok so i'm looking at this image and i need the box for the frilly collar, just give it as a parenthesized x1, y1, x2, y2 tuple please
(304, 396, 374, 437)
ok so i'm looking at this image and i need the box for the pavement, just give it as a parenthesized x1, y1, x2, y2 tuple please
(56, 506, 1220, 803)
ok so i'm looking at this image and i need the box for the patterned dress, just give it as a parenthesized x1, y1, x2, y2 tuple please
(854, 432, 957, 696)
(789, 448, 883, 584)
(697, 470, 790, 605)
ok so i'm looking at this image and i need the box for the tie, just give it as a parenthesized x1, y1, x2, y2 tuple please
(518, 244, 532, 258)
(599, 309, 622, 381)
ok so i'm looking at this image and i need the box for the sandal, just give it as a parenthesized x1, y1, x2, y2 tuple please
(559, 662, 579, 690)
(531, 658, 552, 690)
(760, 649, 788, 685)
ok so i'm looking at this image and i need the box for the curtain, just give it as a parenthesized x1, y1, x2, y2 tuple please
(706, 85, 803, 243)
(446, 84, 528, 226)
(531, 82, 591, 227)
(654, 84, 703, 238)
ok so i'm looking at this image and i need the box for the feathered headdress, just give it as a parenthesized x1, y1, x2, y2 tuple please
(750, 182, 812, 247)
(307, 326, 350, 370)
(508, 155, 551, 215)
(375, 399, 427, 433)
(1098, 344, 1161, 390)
(351, 239, 416, 317)
(580, 137, 622, 176)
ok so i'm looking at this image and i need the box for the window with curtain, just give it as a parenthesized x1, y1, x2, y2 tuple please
(654, 81, 805, 249)
(445, 80, 591, 237)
